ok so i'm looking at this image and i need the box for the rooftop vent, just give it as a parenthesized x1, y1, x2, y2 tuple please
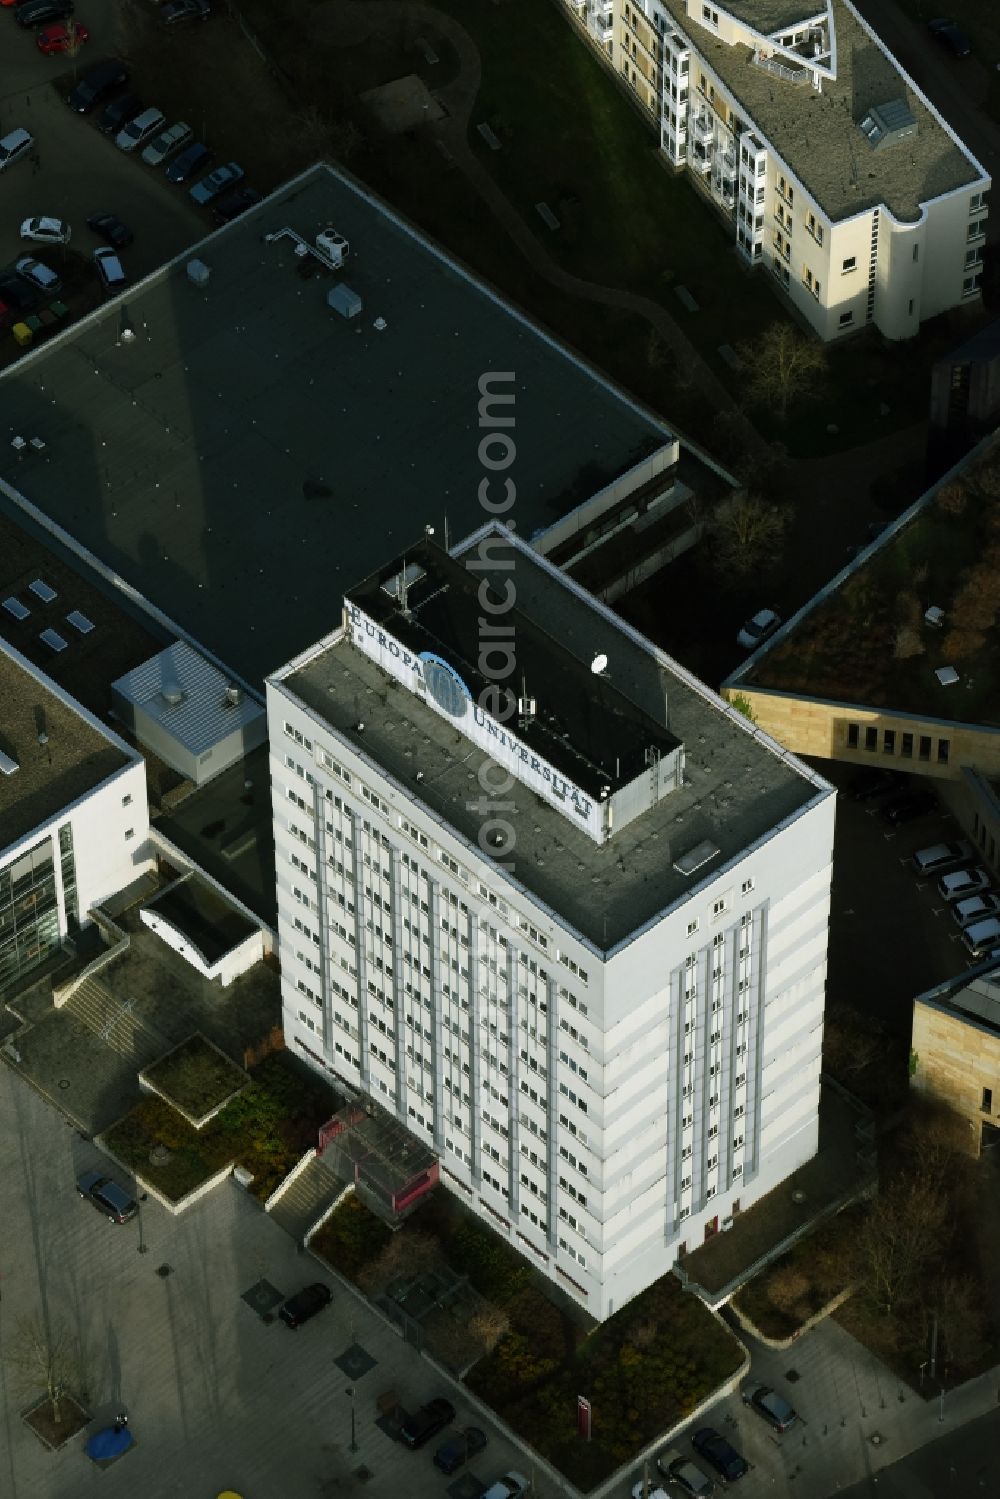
(223, 685, 243, 708)
(859, 99, 917, 151)
(924, 606, 945, 628)
(160, 681, 186, 707)
(380, 562, 426, 603)
(672, 839, 721, 877)
(935, 666, 960, 686)
(186, 258, 211, 288)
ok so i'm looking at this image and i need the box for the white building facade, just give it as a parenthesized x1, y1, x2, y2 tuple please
(562, 0, 989, 340)
(267, 532, 835, 1319)
(1, 642, 152, 996)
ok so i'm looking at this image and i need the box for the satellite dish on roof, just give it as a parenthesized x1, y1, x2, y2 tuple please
(591, 653, 609, 675)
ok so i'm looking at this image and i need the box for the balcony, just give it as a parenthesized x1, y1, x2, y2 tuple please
(691, 111, 714, 147)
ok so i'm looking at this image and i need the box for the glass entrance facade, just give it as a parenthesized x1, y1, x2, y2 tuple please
(0, 835, 62, 995)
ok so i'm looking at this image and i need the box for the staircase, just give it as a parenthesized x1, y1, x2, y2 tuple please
(66, 976, 166, 1069)
(267, 1154, 345, 1244)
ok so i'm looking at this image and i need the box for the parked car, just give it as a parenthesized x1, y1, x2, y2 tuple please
(116, 106, 166, 153)
(212, 185, 262, 224)
(164, 140, 211, 183)
(20, 216, 71, 246)
(433, 1426, 487, 1475)
(952, 893, 1000, 930)
(15, 255, 61, 294)
(849, 767, 900, 802)
(399, 1397, 455, 1450)
(15, 0, 74, 27)
(276, 1281, 332, 1329)
(36, 18, 87, 52)
(76, 1169, 138, 1223)
(0, 127, 34, 172)
(189, 160, 244, 205)
(98, 93, 143, 136)
(736, 608, 781, 651)
(67, 58, 127, 113)
(631, 1484, 668, 1499)
(92, 246, 126, 292)
(880, 790, 937, 826)
(927, 18, 972, 58)
(161, 0, 210, 22)
(691, 1427, 749, 1483)
(962, 916, 1000, 960)
(911, 840, 975, 877)
(654, 1448, 715, 1497)
(87, 212, 132, 248)
(938, 866, 991, 903)
(141, 119, 191, 167)
(482, 1475, 529, 1499)
(743, 1382, 799, 1433)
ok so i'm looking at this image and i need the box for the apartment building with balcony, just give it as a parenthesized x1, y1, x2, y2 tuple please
(558, 0, 990, 340)
(267, 526, 835, 1319)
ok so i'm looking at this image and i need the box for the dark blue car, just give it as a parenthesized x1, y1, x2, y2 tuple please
(692, 1427, 749, 1482)
(165, 141, 212, 184)
(433, 1426, 487, 1474)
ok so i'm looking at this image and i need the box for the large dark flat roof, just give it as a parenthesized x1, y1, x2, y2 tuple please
(0, 164, 667, 690)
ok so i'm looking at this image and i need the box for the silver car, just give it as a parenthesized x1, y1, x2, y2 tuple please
(116, 107, 166, 153)
(141, 119, 192, 167)
(20, 215, 71, 246)
(952, 893, 1000, 929)
(15, 255, 61, 293)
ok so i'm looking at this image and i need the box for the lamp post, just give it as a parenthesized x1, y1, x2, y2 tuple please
(346, 1385, 358, 1452)
(136, 1195, 148, 1255)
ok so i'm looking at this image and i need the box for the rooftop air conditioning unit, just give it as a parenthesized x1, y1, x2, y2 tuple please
(316, 229, 349, 268)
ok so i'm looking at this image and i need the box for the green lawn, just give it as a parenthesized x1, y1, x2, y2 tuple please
(141, 1034, 248, 1122)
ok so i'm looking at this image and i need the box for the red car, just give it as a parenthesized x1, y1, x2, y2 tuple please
(36, 19, 88, 52)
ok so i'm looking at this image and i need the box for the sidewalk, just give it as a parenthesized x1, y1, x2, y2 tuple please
(725, 1313, 1000, 1497)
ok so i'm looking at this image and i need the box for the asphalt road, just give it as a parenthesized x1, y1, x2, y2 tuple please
(838, 1404, 1000, 1496)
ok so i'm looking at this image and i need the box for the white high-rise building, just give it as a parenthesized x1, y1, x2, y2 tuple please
(267, 526, 835, 1319)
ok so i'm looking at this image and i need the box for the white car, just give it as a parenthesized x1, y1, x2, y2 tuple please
(631, 1483, 669, 1499)
(0, 126, 33, 172)
(938, 867, 991, 903)
(482, 1475, 530, 1499)
(737, 608, 781, 651)
(15, 255, 61, 294)
(20, 216, 71, 246)
(962, 916, 1000, 959)
(115, 107, 166, 153)
(952, 892, 1000, 929)
(141, 119, 191, 167)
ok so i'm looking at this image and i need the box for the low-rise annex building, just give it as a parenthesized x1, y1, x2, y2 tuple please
(911, 963, 1000, 1156)
(561, 0, 989, 339)
(0, 636, 151, 998)
(267, 525, 835, 1320)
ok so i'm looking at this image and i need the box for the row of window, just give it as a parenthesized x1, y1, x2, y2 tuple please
(846, 723, 949, 764)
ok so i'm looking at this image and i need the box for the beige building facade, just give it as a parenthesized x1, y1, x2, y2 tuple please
(911, 969, 1000, 1156)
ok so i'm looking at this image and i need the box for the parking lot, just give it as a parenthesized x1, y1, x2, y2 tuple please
(0, 0, 208, 335)
(0, 1059, 546, 1499)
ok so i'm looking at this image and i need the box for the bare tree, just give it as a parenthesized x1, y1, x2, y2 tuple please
(468, 1303, 510, 1354)
(357, 1229, 439, 1294)
(708, 492, 788, 576)
(737, 322, 827, 420)
(937, 1274, 989, 1368)
(854, 1178, 947, 1315)
(5, 1317, 82, 1424)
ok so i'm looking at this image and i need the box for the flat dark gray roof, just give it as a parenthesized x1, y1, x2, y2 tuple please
(282, 533, 828, 951)
(0, 165, 667, 689)
(0, 641, 130, 855)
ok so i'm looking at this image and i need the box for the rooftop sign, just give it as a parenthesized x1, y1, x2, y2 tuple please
(346, 602, 605, 842)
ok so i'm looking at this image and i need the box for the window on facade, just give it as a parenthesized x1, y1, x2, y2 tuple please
(883, 730, 896, 755)
(839, 312, 854, 328)
(983, 1087, 993, 1113)
(865, 726, 878, 752)
(901, 733, 914, 759)
(937, 739, 950, 765)
(919, 736, 932, 762)
(842, 256, 857, 273)
(847, 723, 860, 749)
